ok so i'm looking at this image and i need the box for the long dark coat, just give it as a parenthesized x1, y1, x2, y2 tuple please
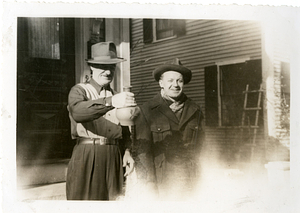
(132, 93, 204, 200)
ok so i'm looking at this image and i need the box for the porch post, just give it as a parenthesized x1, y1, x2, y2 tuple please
(74, 18, 91, 84)
(105, 18, 131, 92)
(261, 23, 276, 139)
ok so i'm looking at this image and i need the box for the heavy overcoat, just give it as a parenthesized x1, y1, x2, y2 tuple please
(132, 93, 204, 200)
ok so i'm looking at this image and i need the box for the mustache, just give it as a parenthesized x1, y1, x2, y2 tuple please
(101, 73, 112, 77)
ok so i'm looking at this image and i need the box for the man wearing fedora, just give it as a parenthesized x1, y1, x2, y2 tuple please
(66, 42, 135, 200)
(132, 58, 204, 201)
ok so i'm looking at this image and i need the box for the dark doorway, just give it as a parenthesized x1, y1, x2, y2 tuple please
(17, 18, 76, 163)
(205, 59, 263, 127)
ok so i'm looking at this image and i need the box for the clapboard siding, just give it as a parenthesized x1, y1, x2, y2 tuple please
(203, 127, 266, 163)
(130, 19, 265, 163)
(131, 33, 261, 62)
(130, 19, 261, 104)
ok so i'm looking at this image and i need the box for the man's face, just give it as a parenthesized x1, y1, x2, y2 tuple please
(90, 64, 116, 86)
(159, 71, 184, 99)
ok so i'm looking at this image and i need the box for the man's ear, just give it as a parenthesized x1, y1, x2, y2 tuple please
(90, 67, 95, 79)
(90, 66, 97, 72)
(159, 80, 163, 88)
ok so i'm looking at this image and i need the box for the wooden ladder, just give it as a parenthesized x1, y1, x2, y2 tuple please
(240, 83, 263, 162)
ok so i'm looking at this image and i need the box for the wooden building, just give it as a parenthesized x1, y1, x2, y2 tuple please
(16, 17, 290, 187)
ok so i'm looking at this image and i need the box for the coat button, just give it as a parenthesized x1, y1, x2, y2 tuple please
(157, 128, 161, 131)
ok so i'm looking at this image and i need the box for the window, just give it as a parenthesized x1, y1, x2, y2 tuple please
(205, 59, 262, 127)
(143, 19, 186, 43)
(88, 18, 106, 60)
(155, 19, 175, 40)
(28, 18, 61, 59)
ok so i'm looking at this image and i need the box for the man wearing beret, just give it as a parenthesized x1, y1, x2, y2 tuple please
(131, 58, 204, 201)
(66, 42, 135, 200)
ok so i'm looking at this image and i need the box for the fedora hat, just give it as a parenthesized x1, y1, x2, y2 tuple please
(153, 58, 192, 84)
(86, 41, 126, 64)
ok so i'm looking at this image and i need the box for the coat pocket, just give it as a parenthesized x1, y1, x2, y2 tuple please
(150, 124, 171, 143)
(182, 122, 201, 144)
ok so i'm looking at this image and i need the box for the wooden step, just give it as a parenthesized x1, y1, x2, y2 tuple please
(243, 89, 263, 93)
(243, 107, 261, 110)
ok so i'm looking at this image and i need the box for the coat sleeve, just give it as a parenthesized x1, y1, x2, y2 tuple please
(68, 85, 114, 123)
(132, 106, 156, 183)
(194, 109, 205, 159)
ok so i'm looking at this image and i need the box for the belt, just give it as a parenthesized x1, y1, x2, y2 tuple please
(77, 137, 119, 146)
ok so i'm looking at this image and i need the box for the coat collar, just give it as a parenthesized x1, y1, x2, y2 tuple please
(179, 98, 200, 128)
(149, 93, 199, 127)
(149, 93, 178, 123)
